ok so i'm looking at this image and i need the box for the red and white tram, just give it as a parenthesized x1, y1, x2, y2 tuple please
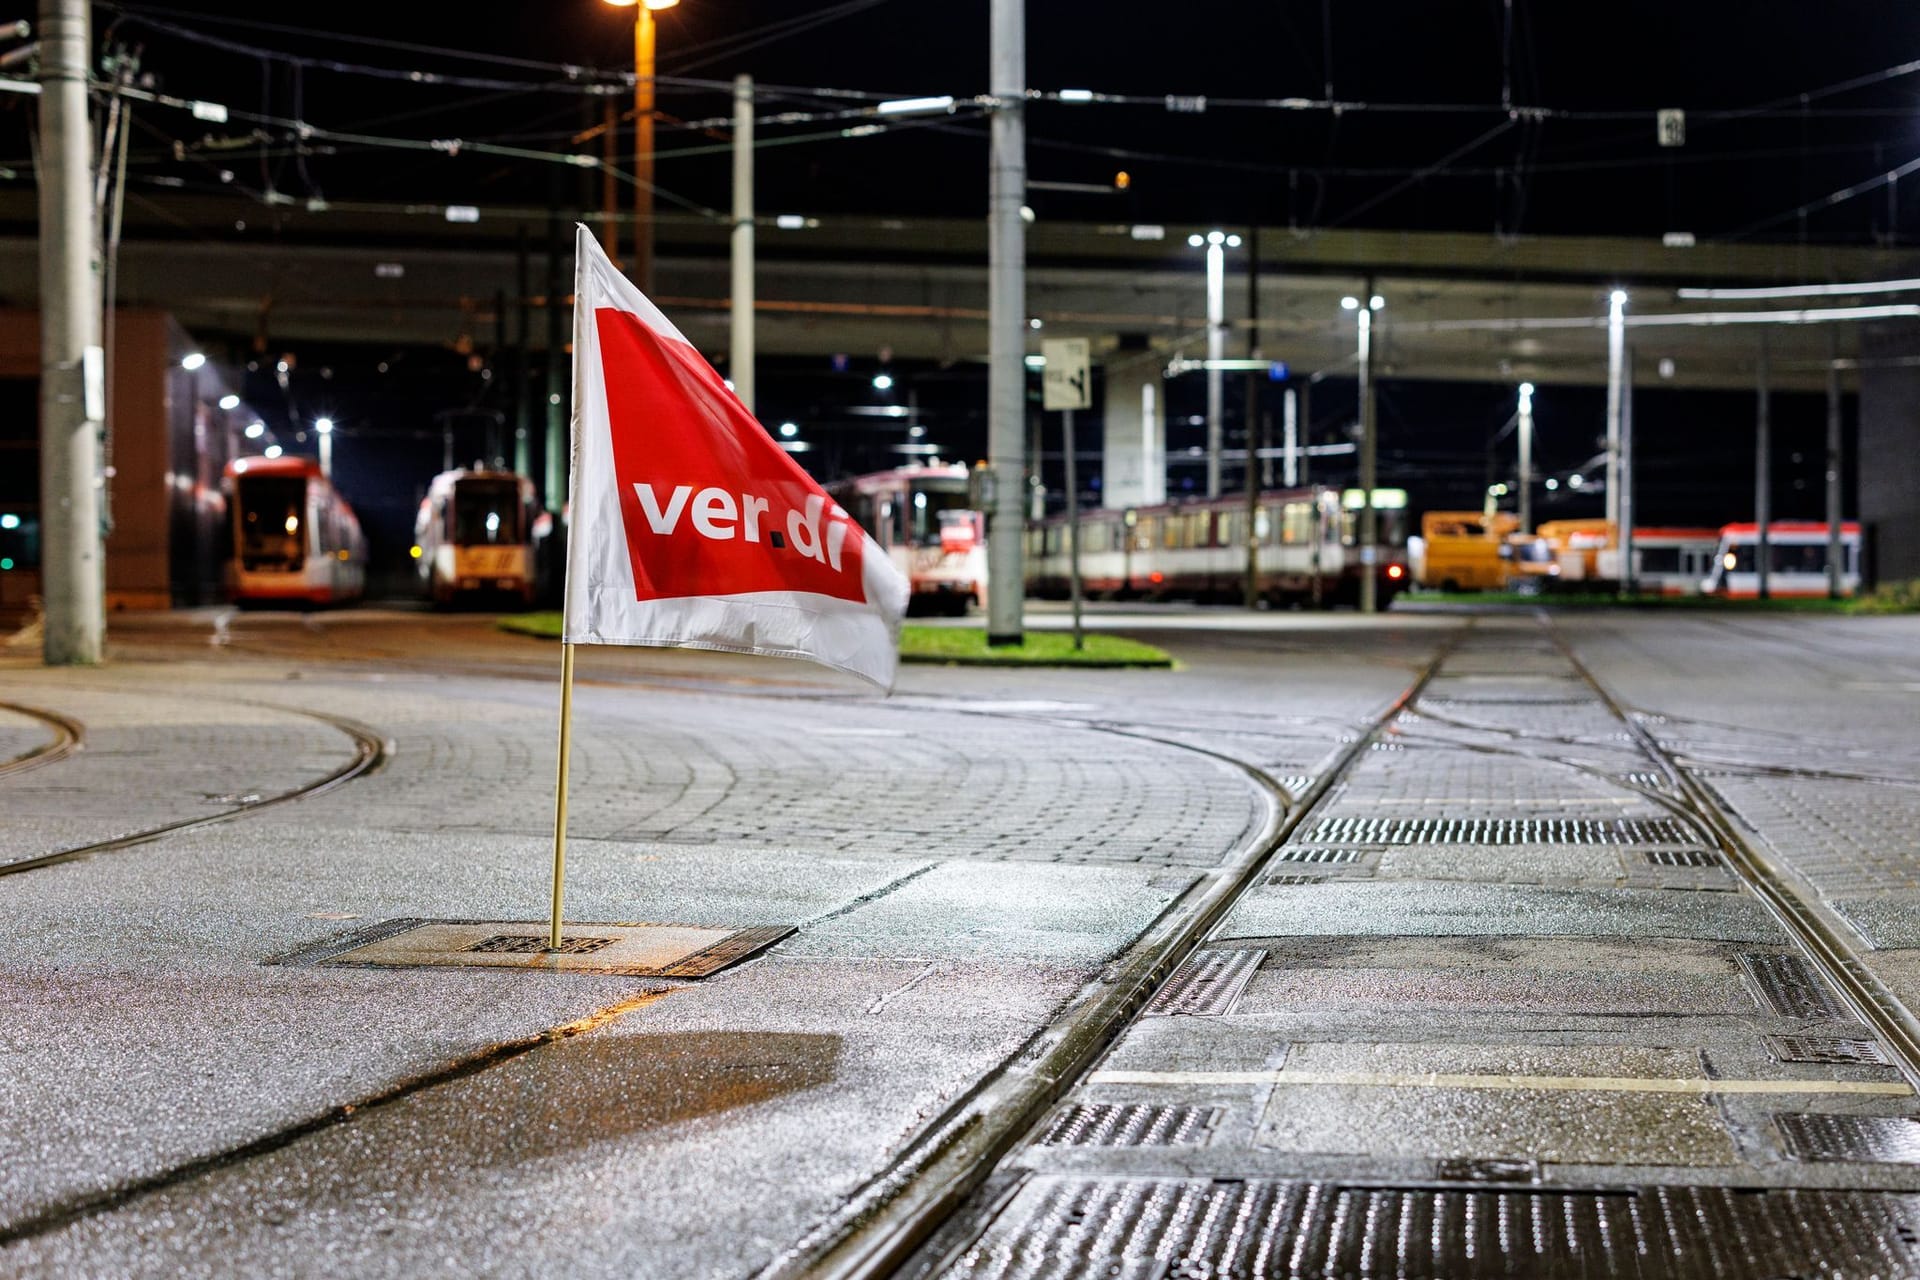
(1026, 487, 1409, 606)
(829, 464, 987, 616)
(224, 455, 366, 606)
(1700, 521, 1862, 598)
(414, 469, 539, 606)
(1624, 527, 1721, 597)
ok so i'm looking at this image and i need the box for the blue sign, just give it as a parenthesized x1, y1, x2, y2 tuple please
(1267, 361, 1290, 382)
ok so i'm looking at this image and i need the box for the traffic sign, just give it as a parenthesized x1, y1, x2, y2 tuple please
(1041, 338, 1091, 411)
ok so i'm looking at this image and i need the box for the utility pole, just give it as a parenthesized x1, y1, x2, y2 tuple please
(38, 0, 104, 665)
(1826, 330, 1844, 598)
(731, 74, 755, 415)
(544, 213, 568, 511)
(1242, 224, 1261, 609)
(1204, 231, 1225, 498)
(1619, 345, 1635, 595)
(1357, 284, 1379, 614)
(1756, 334, 1771, 600)
(514, 227, 531, 478)
(985, 0, 1025, 645)
(1604, 289, 1626, 543)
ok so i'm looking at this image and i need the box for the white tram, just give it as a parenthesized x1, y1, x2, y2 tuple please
(829, 464, 987, 616)
(1700, 521, 1862, 598)
(1026, 487, 1410, 606)
(414, 469, 540, 606)
(224, 455, 367, 607)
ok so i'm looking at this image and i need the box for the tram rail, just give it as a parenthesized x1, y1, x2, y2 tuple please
(0, 701, 389, 880)
(0, 700, 84, 779)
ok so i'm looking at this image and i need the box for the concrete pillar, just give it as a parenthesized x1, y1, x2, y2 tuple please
(1101, 360, 1164, 509)
(1858, 321, 1920, 584)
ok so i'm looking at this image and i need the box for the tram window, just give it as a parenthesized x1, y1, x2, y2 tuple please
(1640, 547, 1681, 573)
(1085, 521, 1111, 552)
(1772, 543, 1825, 573)
(237, 477, 306, 569)
(1218, 512, 1241, 547)
(1281, 502, 1312, 545)
(454, 480, 523, 545)
(1134, 516, 1158, 550)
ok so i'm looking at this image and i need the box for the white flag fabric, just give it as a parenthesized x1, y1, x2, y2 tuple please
(563, 228, 909, 687)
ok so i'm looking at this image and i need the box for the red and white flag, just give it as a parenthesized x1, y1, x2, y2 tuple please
(563, 227, 909, 687)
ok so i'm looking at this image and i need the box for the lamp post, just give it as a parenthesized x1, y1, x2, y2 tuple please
(1517, 382, 1534, 535)
(1186, 229, 1240, 498)
(315, 417, 335, 479)
(603, 0, 678, 294)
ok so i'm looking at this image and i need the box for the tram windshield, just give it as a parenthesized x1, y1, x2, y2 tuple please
(901, 480, 973, 548)
(452, 479, 523, 545)
(237, 476, 306, 569)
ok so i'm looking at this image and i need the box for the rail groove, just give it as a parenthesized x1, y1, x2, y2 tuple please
(754, 626, 1467, 1280)
(0, 700, 85, 779)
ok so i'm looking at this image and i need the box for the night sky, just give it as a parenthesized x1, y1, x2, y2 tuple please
(13, 3, 1907, 564)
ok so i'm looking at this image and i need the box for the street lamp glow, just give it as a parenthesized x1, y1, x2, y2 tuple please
(1610, 289, 1629, 307)
(314, 417, 334, 435)
(244, 421, 266, 439)
(1545, 478, 1559, 490)
(872, 372, 894, 391)
(1187, 234, 1204, 247)
(1225, 234, 1242, 248)
(1369, 295, 1385, 311)
(1206, 230, 1225, 246)
(1340, 296, 1360, 311)
(778, 421, 798, 438)
(1569, 473, 1585, 488)
(180, 352, 207, 371)
(602, 0, 678, 7)
(1519, 382, 1535, 398)
(876, 95, 955, 117)
(263, 444, 283, 459)
(218, 394, 240, 410)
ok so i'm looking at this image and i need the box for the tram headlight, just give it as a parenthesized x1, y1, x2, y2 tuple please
(410, 545, 423, 559)
(1723, 552, 1737, 571)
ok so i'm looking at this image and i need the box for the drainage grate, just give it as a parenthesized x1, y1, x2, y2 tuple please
(1645, 848, 1724, 868)
(1739, 952, 1851, 1020)
(1034, 1103, 1219, 1148)
(1766, 1035, 1893, 1066)
(464, 933, 617, 955)
(1274, 847, 1364, 864)
(1778, 1114, 1920, 1164)
(1306, 816, 1697, 846)
(945, 1178, 1920, 1279)
(1145, 949, 1263, 1017)
(1265, 874, 1327, 886)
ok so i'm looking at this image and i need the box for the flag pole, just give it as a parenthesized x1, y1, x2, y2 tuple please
(549, 640, 577, 950)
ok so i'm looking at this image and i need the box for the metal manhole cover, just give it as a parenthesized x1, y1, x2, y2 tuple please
(944, 1178, 1920, 1279)
(1766, 1035, 1893, 1066)
(1739, 952, 1851, 1021)
(1306, 816, 1697, 846)
(1645, 848, 1724, 868)
(1145, 949, 1263, 1016)
(1035, 1103, 1219, 1148)
(1778, 1114, 1920, 1163)
(271, 918, 794, 978)
(465, 933, 617, 955)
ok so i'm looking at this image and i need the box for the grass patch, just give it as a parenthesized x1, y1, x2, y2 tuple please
(500, 612, 1176, 667)
(899, 625, 1173, 667)
(499, 612, 564, 638)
